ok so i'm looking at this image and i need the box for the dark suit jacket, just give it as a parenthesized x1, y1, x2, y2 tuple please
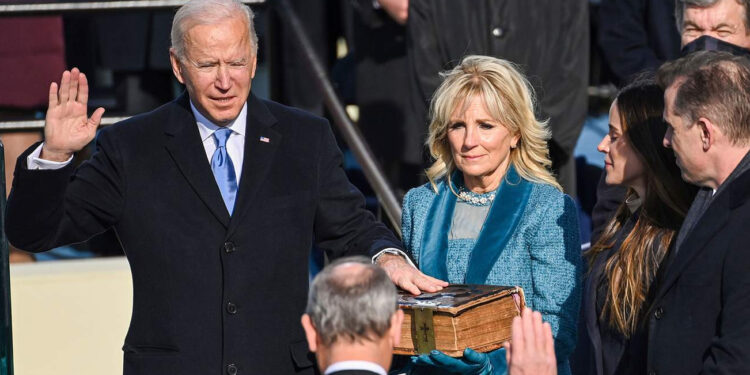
(406, 0, 589, 165)
(6, 93, 402, 375)
(597, 0, 680, 85)
(645, 168, 750, 374)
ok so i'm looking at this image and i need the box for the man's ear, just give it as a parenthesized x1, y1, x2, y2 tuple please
(169, 48, 186, 84)
(697, 117, 715, 151)
(300, 314, 318, 353)
(389, 310, 405, 347)
(249, 54, 258, 80)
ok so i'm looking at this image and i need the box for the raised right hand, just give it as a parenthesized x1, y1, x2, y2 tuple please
(504, 308, 557, 375)
(42, 68, 105, 162)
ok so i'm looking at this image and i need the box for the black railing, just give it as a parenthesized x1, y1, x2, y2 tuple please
(0, 143, 12, 375)
(0, 0, 264, 14)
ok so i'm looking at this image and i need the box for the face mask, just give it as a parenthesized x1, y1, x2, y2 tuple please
(681, 35, 750, 57)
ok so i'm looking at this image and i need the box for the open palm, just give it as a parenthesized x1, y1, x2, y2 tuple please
(43, 68, 105, 161)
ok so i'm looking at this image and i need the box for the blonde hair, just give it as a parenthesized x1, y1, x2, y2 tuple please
(425, 55, 560, 191)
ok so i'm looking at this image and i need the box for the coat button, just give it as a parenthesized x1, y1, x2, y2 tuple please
(223, 242, 236, 253)
(227, 364, 238, 375)
(491, 27, 505, 38)
(654, 307, 664, 319)
(227, 301, 238, 314)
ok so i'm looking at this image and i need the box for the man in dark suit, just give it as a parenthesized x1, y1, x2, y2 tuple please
(4, 0, 445, 374)
(645, 51, 750, 374)
(301, 257, 403, 375)
(590, 0, 750, 246)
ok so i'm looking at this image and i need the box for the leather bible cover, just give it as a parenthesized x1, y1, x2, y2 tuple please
(395, 284, 526, 357)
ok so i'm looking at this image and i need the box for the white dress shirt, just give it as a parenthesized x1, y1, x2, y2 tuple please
(324, 360, 387, 375)
(28, 101, 248, 184)
(191, 101, 246, 184)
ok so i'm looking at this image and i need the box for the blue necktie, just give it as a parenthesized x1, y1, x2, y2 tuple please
(211, 128, 238, 215)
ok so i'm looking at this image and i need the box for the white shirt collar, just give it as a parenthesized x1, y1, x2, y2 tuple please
(190, 101, 247, 142)
(324, 360, 387, 375)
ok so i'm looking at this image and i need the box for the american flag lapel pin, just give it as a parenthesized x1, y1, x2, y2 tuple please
(259, 136, 270, 143)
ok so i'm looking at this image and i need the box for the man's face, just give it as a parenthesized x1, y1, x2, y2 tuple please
(170, 16, 257, 126)
(663, 83, 709, 185)
(682, 0, 750, 49)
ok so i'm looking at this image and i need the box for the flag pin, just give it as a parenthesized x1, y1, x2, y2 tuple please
(259, 136, 270, 143)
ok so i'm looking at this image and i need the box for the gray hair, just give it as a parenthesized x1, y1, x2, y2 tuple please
(675, 0, 750, 33)
(305, 256, 398, 346)
(658, 51, 750, 145)
(170, 0, 259, 60)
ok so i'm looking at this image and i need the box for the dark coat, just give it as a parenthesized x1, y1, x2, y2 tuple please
(5, 93, 402, 375)
(597, 0, 680, 85)
(579, 211, 656, 375)
(645, 168, 750, 374)
(406, 0, 589, 165)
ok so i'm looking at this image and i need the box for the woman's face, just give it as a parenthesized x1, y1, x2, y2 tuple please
(447, 95, 519, 192)
(597, 100, 646, 193)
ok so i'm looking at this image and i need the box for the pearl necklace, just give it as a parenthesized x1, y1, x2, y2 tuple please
(457, 186, 496, 206)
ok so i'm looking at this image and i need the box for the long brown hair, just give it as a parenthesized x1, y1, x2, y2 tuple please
(587, 79, 698, 337)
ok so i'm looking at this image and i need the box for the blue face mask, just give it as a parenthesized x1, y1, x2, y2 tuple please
(681, 35, 750, 57)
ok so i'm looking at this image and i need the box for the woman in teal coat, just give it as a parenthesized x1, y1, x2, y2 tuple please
(401, 56, 582, 375)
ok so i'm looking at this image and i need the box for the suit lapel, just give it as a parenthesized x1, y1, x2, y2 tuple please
(654, 190, 730, 301)
(226, 94, 281, 237)
(164, 94, 231, 227)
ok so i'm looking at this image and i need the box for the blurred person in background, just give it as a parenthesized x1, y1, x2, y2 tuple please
(349, 0, 422, 193)
(597, 0, 680, 86)
(400, 55, 581, 375)
(582, 79, 697, 375)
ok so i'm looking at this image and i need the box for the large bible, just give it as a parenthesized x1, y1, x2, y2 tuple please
(395, 284, 526, 357)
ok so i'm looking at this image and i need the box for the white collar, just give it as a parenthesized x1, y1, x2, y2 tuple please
(190, 100, 247, 142)
(324, 360, 387, 375)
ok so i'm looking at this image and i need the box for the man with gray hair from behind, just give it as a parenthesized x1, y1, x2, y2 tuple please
(301, 256, 404, 375)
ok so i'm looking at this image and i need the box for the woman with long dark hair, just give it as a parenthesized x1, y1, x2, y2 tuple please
(583, 78, 697, 375)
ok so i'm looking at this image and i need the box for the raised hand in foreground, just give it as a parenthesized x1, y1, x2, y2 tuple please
(42, 67, 105, 162)
(504, 308, 557, 375)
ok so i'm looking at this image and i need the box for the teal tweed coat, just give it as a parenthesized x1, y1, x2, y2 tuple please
(401, 179, 582, 374)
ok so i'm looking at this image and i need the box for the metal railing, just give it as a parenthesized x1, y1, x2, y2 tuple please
(0, 0, 263, 14)
(271, 0, 402, 233)
(0, 143, 12, 375)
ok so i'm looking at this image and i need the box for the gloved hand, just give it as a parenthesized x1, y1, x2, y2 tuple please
(411, 348, 494, 375)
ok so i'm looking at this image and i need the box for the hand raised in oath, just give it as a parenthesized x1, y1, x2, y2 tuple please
(42, 68, 105, 162)
(504, 308, 557, 375)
